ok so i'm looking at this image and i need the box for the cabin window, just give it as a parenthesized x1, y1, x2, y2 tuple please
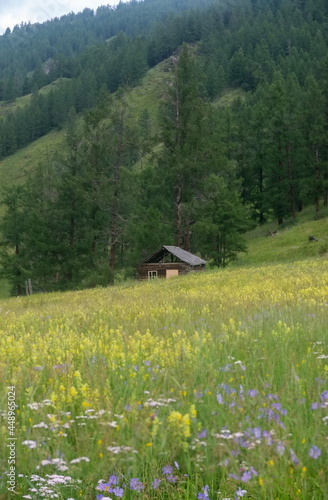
(148, 270, 158, 280)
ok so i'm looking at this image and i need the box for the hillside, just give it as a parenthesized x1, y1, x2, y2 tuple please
(1, 0, 328, 296)
(236, 206, 328, 267)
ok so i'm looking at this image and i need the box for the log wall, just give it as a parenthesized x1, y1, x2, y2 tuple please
(136, 262, 205, 280)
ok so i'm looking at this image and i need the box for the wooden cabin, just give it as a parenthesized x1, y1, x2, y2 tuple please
(136, 245, 206, 280)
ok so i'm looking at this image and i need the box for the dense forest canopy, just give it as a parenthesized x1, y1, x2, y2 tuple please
(1, 0, 328, 294)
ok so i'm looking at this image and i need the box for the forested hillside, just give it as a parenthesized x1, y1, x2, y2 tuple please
(1, 0, 328, 295)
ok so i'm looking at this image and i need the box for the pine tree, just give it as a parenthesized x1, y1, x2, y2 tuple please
(0, 186, 26, 295)
(262, 72, 305, 223)
(159, 44, 206, 249)
(302, 74, 327, 213)
(192, 174, 250, 267)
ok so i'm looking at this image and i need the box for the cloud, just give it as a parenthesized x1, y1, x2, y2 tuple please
(0, 0, 119, 34)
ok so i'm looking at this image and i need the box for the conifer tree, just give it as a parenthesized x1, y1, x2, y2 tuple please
(192, 174, 250, 267)
(159, 44, 206, 250)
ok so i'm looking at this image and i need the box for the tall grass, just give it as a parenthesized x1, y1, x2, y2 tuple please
(0, 261, 327, 499)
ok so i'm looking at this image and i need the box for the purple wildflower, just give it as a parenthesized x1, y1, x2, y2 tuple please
(197, 485, 210, 500)
(97, 476, 118, 493)
(290, 448, 299, 465)
(240, 439, 252, 449)
(197, 429, 207, 439)
(248, 389, 259, 397)
(152, 479, 161, 490)
(166, 474, 178, 483)
(228, 473, 240, 480)
(220, 363, 233, 372)
(266, 393, 279, 400)
(216, 393, 224, 404)
(253, 427, 261, 439)
(241, 471, 252, 483)
(162, 465, 173, 475)
(222, 383, 235, 394)
(249, 466, 258, 477)
(262, 430, 273, 445)
(234, 487, 247, 499)
(320, 390, 328, 402)
(174, 461, 179, 469)
(276, 442, 285, 456)
(309, 445, 321, 459)
(129, 478, 144, 492)
(112, 487, 124, 497)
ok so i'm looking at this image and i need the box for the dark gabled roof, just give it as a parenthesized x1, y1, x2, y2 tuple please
(138, 245, 206, 266)
(163, 246, 207, 266)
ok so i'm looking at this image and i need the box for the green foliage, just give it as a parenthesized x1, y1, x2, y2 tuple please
(192, 175, 250, 267)
(2, 0, 328, 294)
(158, 44, 208, 247)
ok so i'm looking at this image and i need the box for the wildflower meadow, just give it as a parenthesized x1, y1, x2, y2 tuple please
(0, 260, 327, 499)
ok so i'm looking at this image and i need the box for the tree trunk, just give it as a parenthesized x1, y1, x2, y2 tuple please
(277, 168, 284, 225)
(15, 243, 22, 296)
(109, 191, 118, 274)
(286, 144, 296, 218)
(315, 148, 320, 213)
(258, 166, 265, 224)
(109, 109, 124, 278)
(298, 199, 303, 212)
(184, 230, 191, 252)
(175, 184, 183, 247)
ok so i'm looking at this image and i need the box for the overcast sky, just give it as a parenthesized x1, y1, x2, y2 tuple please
(0, 0, 121, 35)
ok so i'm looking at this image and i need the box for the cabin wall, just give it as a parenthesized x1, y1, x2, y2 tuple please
(136, 263, 205, 280)
(137, 262, 188, 280)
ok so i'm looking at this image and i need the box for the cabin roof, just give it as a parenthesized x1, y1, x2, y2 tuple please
(138, 245, 207, 266)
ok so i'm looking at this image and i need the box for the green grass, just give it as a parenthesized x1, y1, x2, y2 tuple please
(0, 62, 171, 193)
(0, 260, 327, 498)
(0, 129, 65, 189)
(126, 59, 173, 134)
(236, 206, 328, 267)
(0, 78, 70, 119)
(213, 88, 246, 108)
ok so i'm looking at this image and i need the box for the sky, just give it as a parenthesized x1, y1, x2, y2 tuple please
(0, 0, 121, 35)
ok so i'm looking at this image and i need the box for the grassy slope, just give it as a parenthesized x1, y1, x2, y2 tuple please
(0, 130, 64, 188)
(236, 206, 328, 267)
(0, 78, 70, 119)
(0, 62, 169, 191)
(0, 59, 327, 299)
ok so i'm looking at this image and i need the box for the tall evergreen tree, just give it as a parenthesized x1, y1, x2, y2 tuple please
(192, 174, 250, 267)
(158, 44, 206, 250)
